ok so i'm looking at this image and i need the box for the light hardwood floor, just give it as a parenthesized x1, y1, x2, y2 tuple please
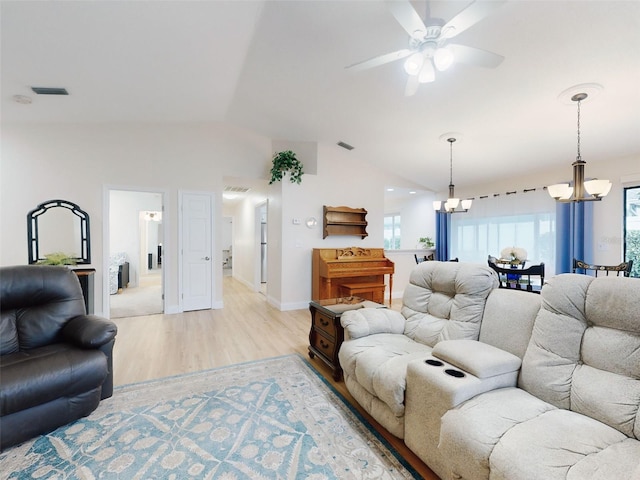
(112, 276, 439, 480)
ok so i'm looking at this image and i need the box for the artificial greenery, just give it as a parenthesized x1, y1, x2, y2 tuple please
(418, 237, 435, 248)
(37, 252, 77, 266)
(269, 150, 304, 184)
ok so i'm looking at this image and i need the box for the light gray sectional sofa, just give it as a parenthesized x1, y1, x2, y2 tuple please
(338, 261, 640, 479)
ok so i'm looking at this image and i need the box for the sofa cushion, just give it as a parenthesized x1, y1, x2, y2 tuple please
(520, 274, 640, 439)
(439, 388, 555, 480)
(0, 266, 86, 350)
(0, 343, 108, 416)
(566, 438, 640, 480)
(338, 333, 432, 416)
(478, 287, 541, 359)
(402, 262, 498, 347)
(0, 313, 19, 355)
(490, 409, 632, 480)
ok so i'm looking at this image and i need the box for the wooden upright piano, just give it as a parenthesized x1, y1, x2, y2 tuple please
(312, 247, 394, 305)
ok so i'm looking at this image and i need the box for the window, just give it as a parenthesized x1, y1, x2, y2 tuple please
(450, 189, 557, 275)
(384, 214, 401, 250)
(624, 185, 640, 277)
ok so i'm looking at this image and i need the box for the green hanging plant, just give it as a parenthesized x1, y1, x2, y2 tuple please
(269, 150, 304, 184)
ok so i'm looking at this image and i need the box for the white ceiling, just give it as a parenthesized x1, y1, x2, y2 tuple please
(2, 0, 639, 193)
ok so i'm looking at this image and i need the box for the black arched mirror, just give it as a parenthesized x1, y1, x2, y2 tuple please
(27, 199, 91, 264)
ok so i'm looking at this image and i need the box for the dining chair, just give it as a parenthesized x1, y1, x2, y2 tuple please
(415, 253, 435, 264)
(488, 258, 545, 293)
(572, 259, 633, 277)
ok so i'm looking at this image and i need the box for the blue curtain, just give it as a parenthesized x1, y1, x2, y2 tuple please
(555, 201, 594, 273)
(435, 211, 450, 261)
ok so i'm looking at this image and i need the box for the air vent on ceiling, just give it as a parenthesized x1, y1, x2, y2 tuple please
(337, 141, 354, 151)
(31, 87, 69, 95)
(224, 186, 251, 193)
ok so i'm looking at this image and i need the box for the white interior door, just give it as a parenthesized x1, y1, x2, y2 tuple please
(181, 192, 213, 311)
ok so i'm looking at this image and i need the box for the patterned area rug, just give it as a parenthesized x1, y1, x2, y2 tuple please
(1, 355, 418, 479)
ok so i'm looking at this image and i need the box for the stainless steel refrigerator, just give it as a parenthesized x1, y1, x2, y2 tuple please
(260, 221, 267, 283)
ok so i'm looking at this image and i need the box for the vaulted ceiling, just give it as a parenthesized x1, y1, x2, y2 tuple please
(2, 1, 639, 193)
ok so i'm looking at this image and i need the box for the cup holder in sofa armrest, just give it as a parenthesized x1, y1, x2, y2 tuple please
(445, 369, 466, 378)
(425, 358, 444, 367)
(432, 340, 522, 379)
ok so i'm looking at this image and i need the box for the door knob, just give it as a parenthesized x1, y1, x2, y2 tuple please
(203, 256, 210, 261)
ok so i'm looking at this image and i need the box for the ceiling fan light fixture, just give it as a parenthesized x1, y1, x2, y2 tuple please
(404, 52, 424, 75)
(418, 60, 435, 83)
(434, 47, 454, 71)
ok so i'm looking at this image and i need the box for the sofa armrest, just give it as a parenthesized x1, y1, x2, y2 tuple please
(340, 308, 405, 339)
(432, 339, 521, 379)
(407, 340, 521, 414)
(63, 315, 118, 349)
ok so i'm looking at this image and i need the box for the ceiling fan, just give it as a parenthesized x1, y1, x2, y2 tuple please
(346, 0, 506, 96)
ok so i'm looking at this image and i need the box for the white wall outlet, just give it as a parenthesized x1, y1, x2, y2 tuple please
(292, 218, 300, 225)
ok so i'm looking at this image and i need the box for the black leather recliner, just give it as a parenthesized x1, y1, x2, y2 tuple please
(0, 265, 118, 451)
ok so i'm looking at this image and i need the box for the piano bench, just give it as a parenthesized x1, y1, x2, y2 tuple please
(339, 283, 386, 304)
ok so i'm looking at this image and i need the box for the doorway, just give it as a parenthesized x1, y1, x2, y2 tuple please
(180, 191, 215, 311)
(108, 189, 165, 318)
(257, 202, 267, 295)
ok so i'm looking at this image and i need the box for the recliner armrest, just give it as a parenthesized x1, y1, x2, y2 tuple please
(432, 339, 521, 379)
(62, 315, 118, 349)
(340, 308, 405, 339)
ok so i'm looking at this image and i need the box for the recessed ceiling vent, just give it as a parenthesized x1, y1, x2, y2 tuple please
(31, 87, 69, 95)
(224, 186, 250, 193)
(337, 141, 354, 151)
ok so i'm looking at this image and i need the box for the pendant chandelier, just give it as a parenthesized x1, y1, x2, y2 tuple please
(433, 137, 472, 213)
(547, 92, 611, 202)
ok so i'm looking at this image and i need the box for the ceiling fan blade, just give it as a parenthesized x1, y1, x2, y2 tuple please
(405, 75, 420, 96)
(346, 49, 412, 71)
(449, 43, 504, 68)
(440, 0, 507, 39)
(386, 0, 428, 40)
(418, 60, 435, 83)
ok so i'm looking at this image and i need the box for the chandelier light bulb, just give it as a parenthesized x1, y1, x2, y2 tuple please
(445, 198, 460, 211)
(583, 179, 612, 198)
(460, 199, 473, 210)
(547, 183, 573, 200)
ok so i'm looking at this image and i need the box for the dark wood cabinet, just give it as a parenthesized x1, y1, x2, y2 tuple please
(308, 297, 385, 380)
(73, 268, 95, 314)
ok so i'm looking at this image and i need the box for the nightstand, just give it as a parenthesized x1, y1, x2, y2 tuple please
(308, 297, 385, 380)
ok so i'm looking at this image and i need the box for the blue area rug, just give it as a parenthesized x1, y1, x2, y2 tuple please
(0, 355, 418, 479)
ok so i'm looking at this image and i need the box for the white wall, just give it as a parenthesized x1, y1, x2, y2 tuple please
(2, 121, 637, 317)
(1, 122, 271, 316)
(274, 143, 392, 310)
(452, 154, 640, 266)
